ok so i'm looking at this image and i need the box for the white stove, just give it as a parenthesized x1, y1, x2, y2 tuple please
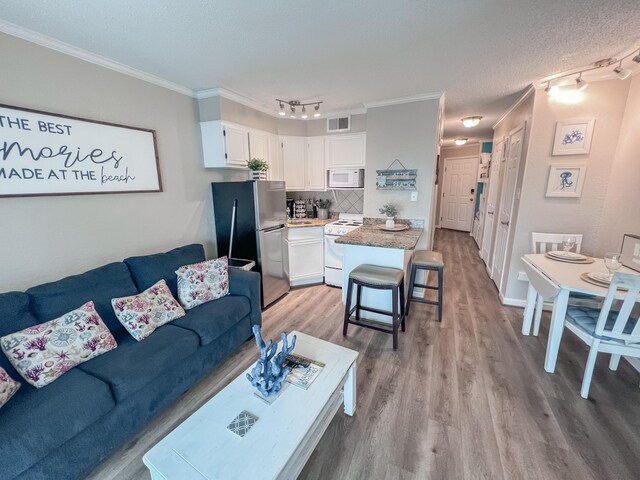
(324, 214, 363, 287)
(324, 214, 364, 236)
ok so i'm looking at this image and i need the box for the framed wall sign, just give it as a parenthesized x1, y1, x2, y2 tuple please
(621, 234, 640, 273)
(552, 119, 595, 155)
(545, 163, 587, 198)
(0, 104, 161, 197)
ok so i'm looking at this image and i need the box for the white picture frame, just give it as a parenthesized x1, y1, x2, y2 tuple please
(552, 118, 595, 155)
(545, 164, 587, 198)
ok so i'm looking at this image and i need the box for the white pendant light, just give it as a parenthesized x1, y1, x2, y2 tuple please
(455, 138, 468, 146)
(461, 116, 482, 128)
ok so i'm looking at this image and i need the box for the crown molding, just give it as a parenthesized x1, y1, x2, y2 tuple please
(492, 85, 535, 130)
(0, 19, 195, 97)
(364, 92, 443, 108)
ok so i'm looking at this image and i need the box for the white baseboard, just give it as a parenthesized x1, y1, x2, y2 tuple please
(499, 293, 527, 308)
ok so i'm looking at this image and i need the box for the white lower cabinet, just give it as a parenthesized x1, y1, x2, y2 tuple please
(285, 227, 324, 286)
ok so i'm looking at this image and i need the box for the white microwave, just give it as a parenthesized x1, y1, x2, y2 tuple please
(328, 168, 365, 189)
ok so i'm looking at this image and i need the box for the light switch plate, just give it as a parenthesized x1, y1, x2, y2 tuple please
(410, 191, 418, 202)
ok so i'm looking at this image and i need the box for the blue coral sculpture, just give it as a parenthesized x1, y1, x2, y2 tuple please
(246, 325, 296, 397)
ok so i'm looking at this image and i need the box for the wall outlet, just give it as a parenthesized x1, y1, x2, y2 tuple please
(410, 191, 418, 202)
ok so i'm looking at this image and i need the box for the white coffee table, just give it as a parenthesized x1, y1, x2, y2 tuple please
(143, 331, 358, 480)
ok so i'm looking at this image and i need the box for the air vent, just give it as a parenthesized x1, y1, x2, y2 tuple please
(327, 115, 351, 132)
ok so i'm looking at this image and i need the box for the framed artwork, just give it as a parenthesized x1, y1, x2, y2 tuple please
(620, 234, 640, 273)
(0, 104, 161, 197)
(552, 119, 595, 155)
(545, 164, 587, 197)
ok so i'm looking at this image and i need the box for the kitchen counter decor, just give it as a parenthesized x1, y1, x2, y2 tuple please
(379, 203, 399, 229)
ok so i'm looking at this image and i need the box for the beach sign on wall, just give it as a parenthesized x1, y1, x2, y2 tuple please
(0, 104, 161, 197)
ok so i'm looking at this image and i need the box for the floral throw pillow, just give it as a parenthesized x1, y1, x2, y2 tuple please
(111, 279, 186, 341)
(176, 256, 230, 310)
(0, 301, 117, 388)
(0, 367, 21, 408)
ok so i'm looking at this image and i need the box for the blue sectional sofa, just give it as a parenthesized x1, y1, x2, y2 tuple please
(0, 244, 261, 480)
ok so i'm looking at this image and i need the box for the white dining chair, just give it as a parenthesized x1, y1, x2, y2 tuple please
(562, 271, 640, 398)
(525, 232, 586, 336)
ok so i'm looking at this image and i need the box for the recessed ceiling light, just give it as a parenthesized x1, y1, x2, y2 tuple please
(461, 116, 482, 128)
(455, 138, 468, 146)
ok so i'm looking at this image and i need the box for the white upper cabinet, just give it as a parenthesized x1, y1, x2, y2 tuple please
(326, 133, 366, 168)
(267, 133, 284, 181)
(282, 136, 306, 191)
(248, 129, 268, 163)
(201, 120, 249, 168)
(306, 137, 326, 190)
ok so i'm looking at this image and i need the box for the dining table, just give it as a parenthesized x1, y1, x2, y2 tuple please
(521, 253, 640, 373)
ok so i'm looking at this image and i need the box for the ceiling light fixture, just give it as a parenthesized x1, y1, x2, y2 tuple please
(614, 60, 632, 80)
(461, 116, 482, 128)
(542, 46, 640, 96)
(455, 138, 468, 146)
(276, 99, 323, 119)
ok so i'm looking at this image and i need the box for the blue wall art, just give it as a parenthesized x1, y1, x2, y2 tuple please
(552, 119, 595, 155)
(545, 164, 587, 198)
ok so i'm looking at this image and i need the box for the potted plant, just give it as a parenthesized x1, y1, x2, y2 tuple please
(379, 203, 399, 229)
(247, 158, 269, 180)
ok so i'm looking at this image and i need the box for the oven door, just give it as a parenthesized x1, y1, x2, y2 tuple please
(324, 234, 344, 268)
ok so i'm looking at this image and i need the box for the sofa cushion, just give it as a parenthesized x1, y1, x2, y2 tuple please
(0, 291, 38, 378)
(78, 324, 199, 401)
(124, 244, 206, 298)
(112, 280, 186, 341)
(0, 367, 20, 409)
(172, 295, 251, 345)
(176, 256, 230, 310)
(26, 262, 139, 340)
(0, 368, 115, 480)
(1, 301, 117, 388)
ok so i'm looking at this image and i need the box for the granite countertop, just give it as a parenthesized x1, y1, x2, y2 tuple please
(287, 218, 333, 228)
(335, 224, 423, 250)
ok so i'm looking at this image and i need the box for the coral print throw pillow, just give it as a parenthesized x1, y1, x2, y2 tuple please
(111, 279, 186, 341)
(0, 367, 21, 409)
(176, 256, 230, 310)
(0, 301, 117, 388)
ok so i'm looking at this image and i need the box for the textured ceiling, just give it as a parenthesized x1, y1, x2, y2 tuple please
(1, 0, 639, 145)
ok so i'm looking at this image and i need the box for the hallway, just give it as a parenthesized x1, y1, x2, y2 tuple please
(87, 229, 640, 480)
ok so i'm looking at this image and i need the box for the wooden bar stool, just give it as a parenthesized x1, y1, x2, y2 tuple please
(406, 250, 444, 322)
(343, 264, 405, 350)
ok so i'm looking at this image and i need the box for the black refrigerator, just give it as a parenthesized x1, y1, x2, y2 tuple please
(211, 180, 289, 308)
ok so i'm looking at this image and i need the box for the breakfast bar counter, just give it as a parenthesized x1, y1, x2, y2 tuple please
(335, 224, 423, 249)
(337, 222, 425, 325)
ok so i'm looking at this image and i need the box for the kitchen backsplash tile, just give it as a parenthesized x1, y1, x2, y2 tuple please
(286, 190, 364, 214)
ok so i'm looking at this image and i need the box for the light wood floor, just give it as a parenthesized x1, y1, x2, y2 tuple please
(87, 229, 640, 480)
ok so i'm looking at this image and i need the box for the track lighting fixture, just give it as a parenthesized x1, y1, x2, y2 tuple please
(461, 116, 482, 128)
(614, 61, 631, 80)
(455, 138, 468, 146)
(633, 50, 640, 64)
(545, 73, 589, 98)
(276, 99, 323, 119)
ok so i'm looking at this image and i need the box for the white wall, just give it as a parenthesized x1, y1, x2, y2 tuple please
(0, 33, 236, 292)
(502, 79, 631, 301)
(363, 99, 440, 248)
(597, 75, 640, 253)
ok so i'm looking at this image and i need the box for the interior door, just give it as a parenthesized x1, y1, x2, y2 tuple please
(480, 139, 504, 266)
(491, 124, 526, 291)
(440, 156, 478, 231)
